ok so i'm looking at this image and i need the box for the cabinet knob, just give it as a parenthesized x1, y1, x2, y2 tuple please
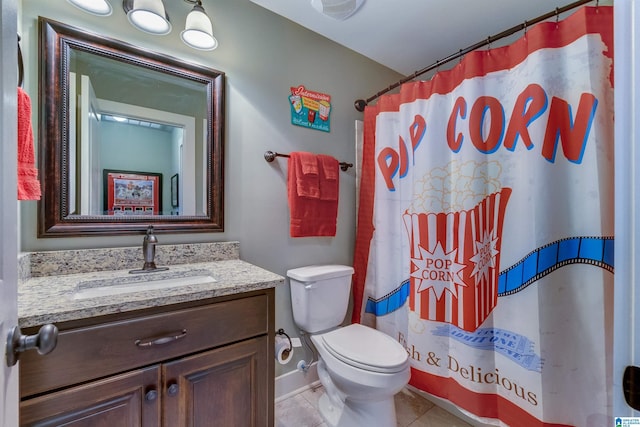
(167, 382, 179, 397)
(5, 324, 58, 367)
(145, 388, 158, 402)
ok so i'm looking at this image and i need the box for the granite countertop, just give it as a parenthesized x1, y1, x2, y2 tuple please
(18, 243, 284, 328)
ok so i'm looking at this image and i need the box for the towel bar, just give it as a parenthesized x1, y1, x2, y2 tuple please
(264, 151, 352, 172)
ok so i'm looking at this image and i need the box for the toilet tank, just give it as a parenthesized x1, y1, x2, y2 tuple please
(287, 265, 354, 333)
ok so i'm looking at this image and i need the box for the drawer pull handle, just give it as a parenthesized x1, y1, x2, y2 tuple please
(135, 329, 187, 348)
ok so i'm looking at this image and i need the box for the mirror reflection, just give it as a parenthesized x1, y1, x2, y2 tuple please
(39, 18, 225, 236)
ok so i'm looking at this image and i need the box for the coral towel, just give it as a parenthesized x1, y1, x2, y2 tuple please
(294, 151, 320, 198)
(318, 154, 338, 201)
(17, 87, 41, 200)
(288, 152, 339, 237)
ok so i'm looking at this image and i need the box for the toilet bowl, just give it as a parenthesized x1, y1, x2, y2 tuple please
(287, 265, 410, 427)
(310, 324, 410, 427)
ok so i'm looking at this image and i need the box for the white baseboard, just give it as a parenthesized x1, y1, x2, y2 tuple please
(275, 362, 320, 402)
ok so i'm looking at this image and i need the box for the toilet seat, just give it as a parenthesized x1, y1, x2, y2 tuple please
(319, 324, 408, 373)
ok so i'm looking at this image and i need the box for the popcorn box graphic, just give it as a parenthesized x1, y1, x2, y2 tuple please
(403, 189, 512, 332)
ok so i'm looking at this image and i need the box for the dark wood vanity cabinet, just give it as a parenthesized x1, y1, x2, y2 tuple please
(162, 336, 268, 426)
(18, 289, 274, 427)
(20, 365, 162, 426)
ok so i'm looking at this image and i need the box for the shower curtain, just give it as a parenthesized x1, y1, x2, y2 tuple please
(352, 6, 613, 427)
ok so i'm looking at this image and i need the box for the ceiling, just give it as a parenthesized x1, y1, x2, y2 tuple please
(249, 0, 592, 76)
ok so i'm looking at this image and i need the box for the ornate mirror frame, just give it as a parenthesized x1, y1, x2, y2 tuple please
(38, 18, 224, 237)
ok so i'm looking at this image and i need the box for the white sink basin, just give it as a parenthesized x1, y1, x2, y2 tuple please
(74, 269, 216, 300)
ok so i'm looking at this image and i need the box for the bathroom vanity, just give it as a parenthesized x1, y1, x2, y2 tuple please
(16, 242, 283, 427)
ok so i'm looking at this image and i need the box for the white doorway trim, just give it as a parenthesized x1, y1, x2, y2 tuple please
(613, 0, 639, 417)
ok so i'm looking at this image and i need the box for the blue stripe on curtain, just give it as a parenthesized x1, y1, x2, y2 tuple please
(364, 236, 613, 316)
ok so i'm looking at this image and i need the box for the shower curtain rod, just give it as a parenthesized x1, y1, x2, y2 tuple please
(353, 0, 596, 112)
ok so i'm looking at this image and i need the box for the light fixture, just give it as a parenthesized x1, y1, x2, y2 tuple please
(310, 0, 365, 20)
(181, 0, 218, 51)
(123, 0, 172, 35)
(121, 0, 218, 50)
(66, 0, 113, 16)
(68, 0, 219, 51)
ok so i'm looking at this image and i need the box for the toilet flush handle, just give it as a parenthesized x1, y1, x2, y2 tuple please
(304, 281, 317, 290)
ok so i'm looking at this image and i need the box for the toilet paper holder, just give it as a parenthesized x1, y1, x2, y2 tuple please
(276, 328, 293, 353)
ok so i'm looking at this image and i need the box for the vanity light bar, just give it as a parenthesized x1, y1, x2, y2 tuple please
(66, 0, 218, 50)
(101, 114, 176, 132)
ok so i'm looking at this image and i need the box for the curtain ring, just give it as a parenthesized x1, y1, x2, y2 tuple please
(556, 7, 560, 23)
(523, 20, 527, 35)
(459, 49, 463, 64)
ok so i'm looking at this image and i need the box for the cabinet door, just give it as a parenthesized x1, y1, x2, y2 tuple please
(163, 336, 269, 427)
(20, 365, 161, 427)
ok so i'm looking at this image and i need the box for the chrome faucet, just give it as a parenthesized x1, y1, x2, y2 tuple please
(130, 225, 168, 274)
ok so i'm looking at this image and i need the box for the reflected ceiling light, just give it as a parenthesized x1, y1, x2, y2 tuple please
(66, 0, 113, 16)
(123, 0, 172, 35)
(310, 0, 365, 20)
(181, 0, 218, 51)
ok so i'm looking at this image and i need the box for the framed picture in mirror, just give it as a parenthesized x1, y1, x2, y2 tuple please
(103, 170, 162, 215)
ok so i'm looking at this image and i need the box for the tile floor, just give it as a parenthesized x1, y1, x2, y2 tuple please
(275, 384, 472, 427)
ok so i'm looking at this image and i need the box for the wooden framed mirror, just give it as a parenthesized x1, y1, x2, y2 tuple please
(38, 17, 224, 237)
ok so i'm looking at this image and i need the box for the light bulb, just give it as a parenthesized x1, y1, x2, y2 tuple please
(67, 0, 113, 16)
(181, 3, 217, 51)
(126, 0, 171, 35)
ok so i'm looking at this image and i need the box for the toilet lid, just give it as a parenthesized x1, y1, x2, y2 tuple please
(320, 324, 408, 373)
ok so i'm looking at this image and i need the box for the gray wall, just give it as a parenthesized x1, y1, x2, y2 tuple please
(19, 0, 402, 376)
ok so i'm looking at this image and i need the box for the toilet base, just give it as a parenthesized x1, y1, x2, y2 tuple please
(317, 392, 397, 427)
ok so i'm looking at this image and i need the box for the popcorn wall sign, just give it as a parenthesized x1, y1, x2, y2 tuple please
(289, 85, 331, 132)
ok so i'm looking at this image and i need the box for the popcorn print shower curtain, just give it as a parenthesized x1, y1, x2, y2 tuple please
(352, 6, 614, 426)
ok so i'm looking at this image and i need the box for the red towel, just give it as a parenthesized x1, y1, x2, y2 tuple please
(317, 154, 339, 201)
(288, 152, 339, 237)
(293, 151, 320, 198)
(17, 87, 41, 200)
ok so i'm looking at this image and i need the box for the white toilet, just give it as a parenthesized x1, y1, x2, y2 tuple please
(287, 265, 410, 427)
